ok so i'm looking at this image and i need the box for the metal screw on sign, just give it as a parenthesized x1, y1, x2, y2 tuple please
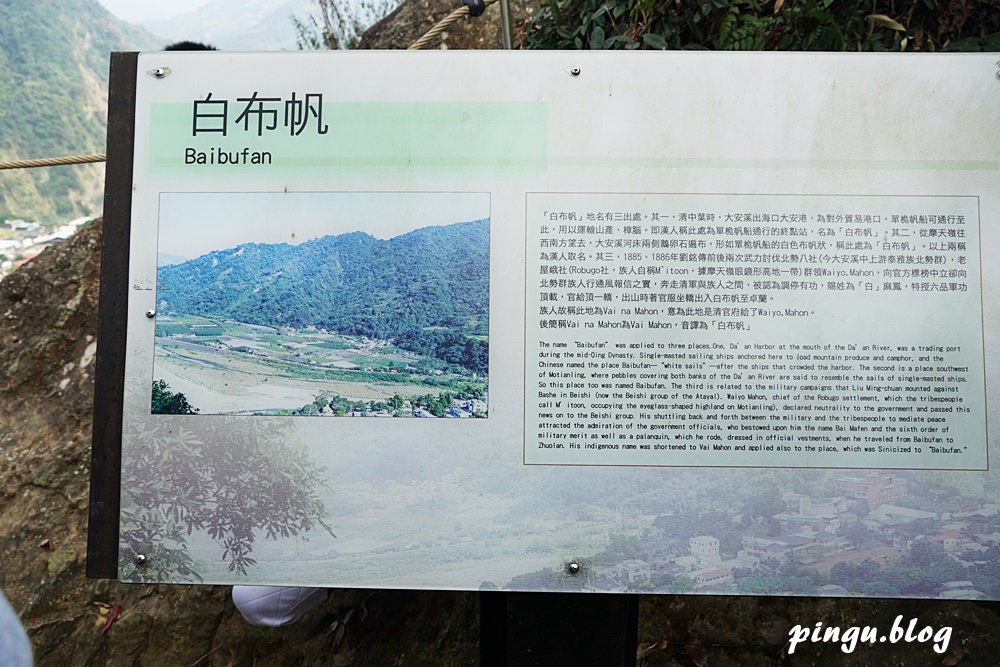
(145, 309, 156, 319)
(148, 66, 171, 79)
(567, 561, 581, 575)
(570, 67, 581, 77)
(134, 554, 148, 567)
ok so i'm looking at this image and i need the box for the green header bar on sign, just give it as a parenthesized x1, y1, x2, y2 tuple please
(147, 101, 548, 174)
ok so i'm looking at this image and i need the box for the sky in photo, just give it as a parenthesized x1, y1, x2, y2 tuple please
(157, 191, 490, 260)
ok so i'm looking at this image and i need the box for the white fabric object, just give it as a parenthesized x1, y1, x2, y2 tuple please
(0, 589, 32, 667)
(231, 586, 328, 627)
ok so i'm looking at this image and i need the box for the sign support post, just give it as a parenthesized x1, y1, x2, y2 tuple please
(480, 592, 639, 666)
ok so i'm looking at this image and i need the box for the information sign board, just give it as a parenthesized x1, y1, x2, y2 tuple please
(90, 51, 1000, 599)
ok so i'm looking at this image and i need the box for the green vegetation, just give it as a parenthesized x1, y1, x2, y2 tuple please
(669, 575, 696, 594)
(155, 323, 196, 337)
(523, 0, 1000, 52)
(158, 220, 490, 373)
(119, 419, 333, 581)
(150, 379, 199, 415)
(155, 314, 487, 415)
(730, 540, 985, 597)
(395, 329, 488, 375)
(287, 383, 487, 418)
(191, 324, 225, 336)
(0, 0, 157, 221)
(292, 0, 342, 49)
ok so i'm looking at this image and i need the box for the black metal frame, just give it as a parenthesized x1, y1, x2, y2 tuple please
(86, 51, 137, 579)
(480, 592, 639, 666)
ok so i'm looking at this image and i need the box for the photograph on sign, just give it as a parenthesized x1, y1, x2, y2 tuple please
(151, 191, 490, 418)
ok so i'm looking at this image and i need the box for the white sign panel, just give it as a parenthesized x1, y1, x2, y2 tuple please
(118, 51, 1000, 599)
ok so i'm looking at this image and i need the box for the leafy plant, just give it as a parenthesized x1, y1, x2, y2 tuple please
(292, 0, 397, 50)
(521, 0, 1000, 52)
(150, 379, 199, 415)
(292, 0, 343, 49)
(120, 418, 333, 581)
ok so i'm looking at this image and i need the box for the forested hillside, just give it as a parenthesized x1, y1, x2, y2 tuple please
(158, 219, 489, 370)
(0, 0, 158, 222)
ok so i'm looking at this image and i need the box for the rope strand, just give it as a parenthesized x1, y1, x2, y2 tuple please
(408, 0, 498, 50)
(0, 154, 106, 170)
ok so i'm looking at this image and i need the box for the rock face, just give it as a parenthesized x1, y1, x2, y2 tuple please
(358, 0, 539, 50)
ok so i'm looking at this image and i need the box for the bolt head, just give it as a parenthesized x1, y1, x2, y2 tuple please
(145, 309, 156, 318)
(570, 67, 581, 77)
(134, 554, 147, 566)
(567, 561, 580, 574)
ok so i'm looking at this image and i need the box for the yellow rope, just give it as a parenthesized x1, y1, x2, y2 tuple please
(408, 0, 498, 50)
(0, 3, 499, 170)
(0, 154, 106, 170)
